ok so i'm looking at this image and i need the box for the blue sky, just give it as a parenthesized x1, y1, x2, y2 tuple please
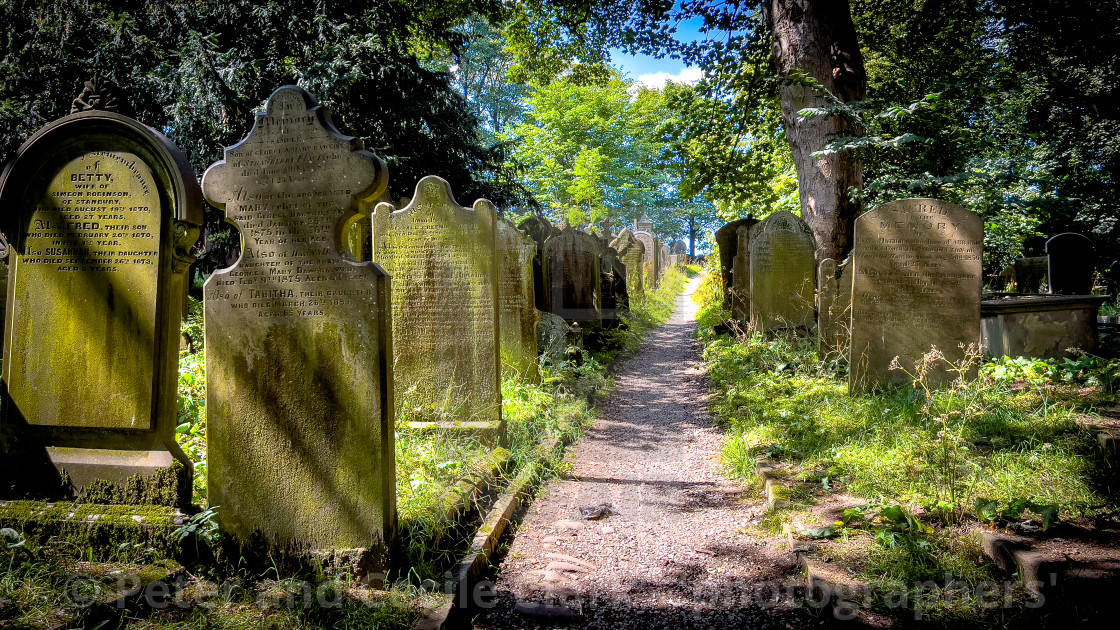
(610, 14, 707, 88)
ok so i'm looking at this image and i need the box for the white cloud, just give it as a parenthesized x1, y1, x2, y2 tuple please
(633, 66, 704, 89)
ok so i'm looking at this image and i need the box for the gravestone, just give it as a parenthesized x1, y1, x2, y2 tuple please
(635, 214, 654, 234)
(600, 218, 616, 241)
(671, 240, 687, 255)
(818, 258, 852, 360)
(599, 243, 628, 326)
(202, 86, 395, 561)
(0, 85, 202, 505)
(660, 243, 672, 271)
(715, 217, 757, 308)
(373, 176, 502, 435)
(497, 218, 539, 380)
(1013, 256, 1049, 293)
(749, 211, 817, 331)
(611, 228, 645, 299)
(730, 225, 753, 322)
(518, 215, 559, 311)
(849, 198, 983, 392)
(537, 311, 570, 364)
(1046, 233, 1094, 295)
(634, 230, 659, 288)
(543, 227, 601, 326)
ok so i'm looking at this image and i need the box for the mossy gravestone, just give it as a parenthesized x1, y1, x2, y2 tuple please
(373, 176, 503, 437)
(634, 230, 659, 289)
(818, 258, 852, 361)
(749, 211, 817, 331)
(0, 98, 201, 506)
(716, 217, 757, 309)
(202, 86, 395, 563)
(543, 227, 603, 327)
(497, 218, 539, 381)
(610, 229, 644, 299)
(730, 225, 753, 322)
(517, 215, 559, 311)
(849, 198, 983, 393)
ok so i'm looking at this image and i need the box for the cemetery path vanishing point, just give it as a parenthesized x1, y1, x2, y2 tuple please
(474, 276, 821, 630)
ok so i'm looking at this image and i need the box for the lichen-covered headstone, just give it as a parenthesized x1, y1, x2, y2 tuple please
(749, 211, 817, 331)
(1045, 233, 1095, 295)
(818, 258, 852, 360)
(849, 198, 983, 392)
(202, 86, 395, 563)
(373, 176, 502, 436)
(610, 229, 644, 299)
(634, 230, 660, 289)
(517, 215, 559, 311)
(0, 90, 201, 505)
(716, 217, 757, 309)
(543, 227, 601, 326)
(497, 218, 539, 380)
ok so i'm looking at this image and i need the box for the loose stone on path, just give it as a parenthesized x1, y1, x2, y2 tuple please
(474, 276, 818, 629)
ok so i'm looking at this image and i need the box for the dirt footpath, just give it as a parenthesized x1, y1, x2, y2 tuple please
(474, 277, 828, 629)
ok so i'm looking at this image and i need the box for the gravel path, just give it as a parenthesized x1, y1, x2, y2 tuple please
(473, 277, 827, 629)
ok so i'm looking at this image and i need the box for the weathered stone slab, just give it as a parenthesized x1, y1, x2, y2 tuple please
(498, 218, 539, 380)
(517, 215, 559, 311)
(981, 294, 1109, 359)
(373, 176, 502, 433)
(749, 211, 817, 331)
(1046, 233, 1095, 295)
(543, 227, 601, 326)
(610, 229, 644, 299)
(729, 225, 753, 322)
(818, 258, 852, 360)
(849, 198, 983, 392)
(715, 218, 757, 309)
(202, 86, 395, 558)
(0, 97, 201, 505)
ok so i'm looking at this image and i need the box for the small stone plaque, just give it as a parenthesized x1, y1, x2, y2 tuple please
(610, 229, 644, 298)
(0, 102, 201, 504)
(749, 211, 817, 331)
(1046, 233, 1094, 295)
(202, 86, 394, 555)
(498, 218, 539, 380)
(849, 198, 983, 392)
(373, 176, 502, 430)
(543, 227, 601, 325)
(818, 258, 852, 360)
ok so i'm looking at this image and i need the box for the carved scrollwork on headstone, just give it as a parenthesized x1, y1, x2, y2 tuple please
(171, 220, 200, 274)
(70, 75, 122, 114)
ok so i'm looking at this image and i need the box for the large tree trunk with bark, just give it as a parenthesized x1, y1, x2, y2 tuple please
(767, 0, 866, 262)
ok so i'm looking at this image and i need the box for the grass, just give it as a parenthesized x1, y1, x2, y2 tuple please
(1, 264, 692, 629)
(693, 262, 1120, 624)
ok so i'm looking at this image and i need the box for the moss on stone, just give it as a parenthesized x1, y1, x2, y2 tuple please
(66, 460, 189, 507)
(0, 500, 181, 560)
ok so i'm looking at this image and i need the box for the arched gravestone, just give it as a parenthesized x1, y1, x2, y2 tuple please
(715, 217, 757, 309)
(517, 215, 559, 311)
(818, 258, 852, 361)
(497, 218, 539, 381)
(749, 211, 817, 331)
(543, 227, 602, 326)
(849, 199, 983, 393)
(1046, 233, 1095, 295)
(373, 176, 503, 437)
(0, 93, 202, 505)
(660, 243, 671, 271)
(202, 86, 395, 562)
(671, 240, 687, 255)
(611, 229, 644, 299)
(634, 230, 659, 288)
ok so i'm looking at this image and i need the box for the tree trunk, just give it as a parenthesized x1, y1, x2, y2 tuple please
(767, 0, 866, 262)
(688, 214, 695, 258)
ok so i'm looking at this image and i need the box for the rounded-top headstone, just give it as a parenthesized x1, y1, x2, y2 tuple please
(1045, 232, 1094, 295)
